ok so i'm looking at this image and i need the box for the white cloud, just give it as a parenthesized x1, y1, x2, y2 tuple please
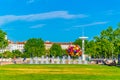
(30, 24, 45, 29)
(0, 11, 88, 25)
(74, 21, 108, 28)
(65, 21, 108, 31)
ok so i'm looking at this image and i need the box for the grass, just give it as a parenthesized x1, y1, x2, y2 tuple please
(0, 64, 120, 80)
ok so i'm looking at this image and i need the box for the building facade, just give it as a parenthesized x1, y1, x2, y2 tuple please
(45, 41, 74, 50)
(0, 40, 74, 53)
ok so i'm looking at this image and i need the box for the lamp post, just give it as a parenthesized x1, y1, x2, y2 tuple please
(79, 36, 88, 61)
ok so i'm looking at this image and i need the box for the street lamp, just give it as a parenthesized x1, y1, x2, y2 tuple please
(79, 37, 88, 61)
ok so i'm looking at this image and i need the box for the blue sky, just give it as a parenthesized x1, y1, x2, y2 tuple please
(0, 0, 120, 42)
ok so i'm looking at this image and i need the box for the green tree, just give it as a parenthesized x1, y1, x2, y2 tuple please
(0, 53, 2, 58)
(113, 26, 120, 57)
(85, 25, 120, 59)
(0, 30, 8, 50)
(12, 50, 22, 58)
(74, 38, 88, 48)
(73, 39, 82, 47)
(24, 38, 45, 58)
(62, 49, 68, 56)
(3, 51, 13, 58)
(86, 40, 96, 57)
(50, 43, 62, 57)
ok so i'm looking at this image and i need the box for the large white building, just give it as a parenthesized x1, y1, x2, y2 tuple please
(0, 41, 25, 53)
(0, 40, 74, 53)
(8, 41, 25, 52)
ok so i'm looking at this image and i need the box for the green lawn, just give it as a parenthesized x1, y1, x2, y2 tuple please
(0, 64, 120, 80)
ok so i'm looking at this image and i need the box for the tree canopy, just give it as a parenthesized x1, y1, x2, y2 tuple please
(73, 39, 82, 47)
(0, 30, 8, 49)
(3, 51, 13, 58)
(85, 26, 120, 58)
(12, 50, 22, 58)
(50, 43, 62, 57)
(24, 38, 45, 57)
